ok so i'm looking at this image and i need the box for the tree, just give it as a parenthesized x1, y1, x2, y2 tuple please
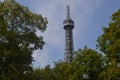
(42, 65, 56, 80)
(0, 0, 47, 79)
(97, 9, 120, 80)
(70, 47, 103, 80)
(53, 61, 69, 80)
(33, 65, 55, 80)
(97, 9, 120, 64)
(98, 63, 120, 80)
(32, 68, 44, 80)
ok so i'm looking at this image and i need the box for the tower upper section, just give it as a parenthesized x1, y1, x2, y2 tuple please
(63, 5, 74, 29)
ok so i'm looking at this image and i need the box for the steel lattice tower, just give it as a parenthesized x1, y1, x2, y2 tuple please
(63, 5, 74, 63)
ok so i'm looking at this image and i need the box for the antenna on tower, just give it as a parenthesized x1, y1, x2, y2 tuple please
(66, 5, 71, 19)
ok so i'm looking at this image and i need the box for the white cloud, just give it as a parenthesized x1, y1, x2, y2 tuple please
(32, 49, 49, 68)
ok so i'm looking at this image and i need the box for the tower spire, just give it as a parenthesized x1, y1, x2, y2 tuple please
(67, 5, 71, 19)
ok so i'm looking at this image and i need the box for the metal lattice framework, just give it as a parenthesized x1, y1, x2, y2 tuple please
(63, 5, 74, 63)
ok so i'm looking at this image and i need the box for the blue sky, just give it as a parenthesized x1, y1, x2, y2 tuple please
(2, 0, 120, 68)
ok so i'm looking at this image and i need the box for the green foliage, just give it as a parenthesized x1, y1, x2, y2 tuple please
(97, 9, 120, 80)
(33, 65, 55, 80)
(71, 47, 103, 80)
(0, 0, 47, 79)
(97, 9, 120, 63)
(53, 61, 69, 80)
(98, 63, 120, 80)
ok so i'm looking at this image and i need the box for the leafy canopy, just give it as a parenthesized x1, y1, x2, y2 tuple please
(97, 9, 120, 63)
(0, 0, 47, 79)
